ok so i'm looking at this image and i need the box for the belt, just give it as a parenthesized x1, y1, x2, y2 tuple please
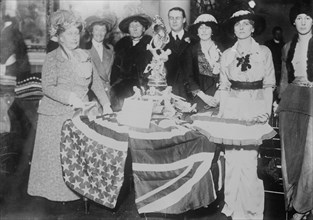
(230, 80, 263, 90)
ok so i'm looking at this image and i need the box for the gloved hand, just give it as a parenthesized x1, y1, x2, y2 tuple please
(68, 93, 84, 109)
(102, 103, 113, 114)
(0, 64, 6, 76)
(197, 91, 218, 107)
(252, 113, 270, 124)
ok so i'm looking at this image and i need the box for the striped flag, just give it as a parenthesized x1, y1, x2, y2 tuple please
(60, 115, 129, 209)
(128, 120, 218, 214)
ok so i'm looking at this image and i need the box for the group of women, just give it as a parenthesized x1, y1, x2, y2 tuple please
(27, 1, 312, 220)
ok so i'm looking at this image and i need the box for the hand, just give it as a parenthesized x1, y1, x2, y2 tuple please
(272, 101, 278, 116)
(0, 64, 6, 76)
(198, 92, 218, 107)
(102, 103, 113, 114)
(253, 113, 270, 124)
(68, 93, 84, 109)
(212, 63, 220, 75)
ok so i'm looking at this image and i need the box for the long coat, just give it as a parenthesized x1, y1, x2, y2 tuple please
(28, 47, 110, 201)
(110, 35, 152, 111)
(163, 32, 191, 98)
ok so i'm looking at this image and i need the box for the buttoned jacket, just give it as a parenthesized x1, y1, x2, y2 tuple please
(38, 47, 110, 116)
(89, 44, 114, 95)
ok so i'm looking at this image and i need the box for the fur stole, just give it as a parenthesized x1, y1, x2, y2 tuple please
(286, 34, 313, 82)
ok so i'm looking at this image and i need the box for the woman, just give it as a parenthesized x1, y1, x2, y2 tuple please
(183, 13, 222, 111)
(84, 16, 115, 98)
(27, 10, 111, 201)
(278, 2, 313, 220)
(217, 4, 275, 219)
(110, 14, 152, 111)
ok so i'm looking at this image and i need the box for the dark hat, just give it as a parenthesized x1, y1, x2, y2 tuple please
(119, 14, 152, 34)
(223, 2, 266, 36)
(189, 14, 219, 37)
(85, 15, 116, 33)
(289, 1, 313, 25)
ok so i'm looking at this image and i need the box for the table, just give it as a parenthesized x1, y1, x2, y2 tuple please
(60, 114, 223, 214)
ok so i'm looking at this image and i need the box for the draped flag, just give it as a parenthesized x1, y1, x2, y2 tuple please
(60, 115, 129, 209)
(191, 112, 276, 146)
(128, 119, 217, 214)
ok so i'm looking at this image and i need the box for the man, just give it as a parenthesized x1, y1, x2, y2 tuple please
(164, 7, 191, 99)
(110, 14, 152, 111)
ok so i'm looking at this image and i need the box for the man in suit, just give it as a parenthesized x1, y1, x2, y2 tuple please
(164, 7, 191, 99)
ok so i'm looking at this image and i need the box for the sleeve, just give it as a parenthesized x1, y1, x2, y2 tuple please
(262, 46, 276, 88)
(91, 65, 110, 108)
(279, 42, 290, 97)
(216, 50, 231, 116)
(41, 53, 71, 105)
(182, 45, 200, 95)
(110, 40, 125, 86)
(0, 28, 16, 64)
(261, 46, 275, 116)
(219, 51, 231, 91)
(106, 44, 115, 81)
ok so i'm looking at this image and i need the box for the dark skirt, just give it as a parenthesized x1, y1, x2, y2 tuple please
(278, 84, 313, 213)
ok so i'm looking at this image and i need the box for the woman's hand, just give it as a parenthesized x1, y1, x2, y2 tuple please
(252, 113, 270, 124)
(197, 91, 219, 107)
(68, 93, 84, 109)
(102, 103, 113, 114)
(212, 63, 220, 75)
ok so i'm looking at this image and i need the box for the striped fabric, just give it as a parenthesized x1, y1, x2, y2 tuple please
(60, 115, 219, 213)
(128, 120, 217, 214)
(14, 72, 43, 100)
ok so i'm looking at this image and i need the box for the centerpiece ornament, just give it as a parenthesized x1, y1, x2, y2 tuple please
(144, 15, 171, 88)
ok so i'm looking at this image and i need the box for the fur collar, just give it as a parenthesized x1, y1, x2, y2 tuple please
(286, 34, 313, 82)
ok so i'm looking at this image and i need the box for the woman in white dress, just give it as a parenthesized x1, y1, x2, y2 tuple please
(217, 3, 275, 219)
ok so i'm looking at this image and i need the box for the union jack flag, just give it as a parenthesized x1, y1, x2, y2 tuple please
(128, 120, 218, 214)
(60, 115, 129, 209)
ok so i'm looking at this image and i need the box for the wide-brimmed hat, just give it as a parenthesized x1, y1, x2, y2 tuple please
(49, 9, 83, 37)
(119, 14, 152, 34)
(289, 1, 313, 25)
(189, 14, 219, 37)
(85, 15, 117, 33)
(223, 2, 266, 36)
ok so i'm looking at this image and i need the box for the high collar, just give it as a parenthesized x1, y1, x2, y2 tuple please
(231, 38, 260, 56)
(171, 29, 184, 40)
(92, 39, 103, 48)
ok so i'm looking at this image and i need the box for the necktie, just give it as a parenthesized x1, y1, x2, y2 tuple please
(174, 35, 180, 49)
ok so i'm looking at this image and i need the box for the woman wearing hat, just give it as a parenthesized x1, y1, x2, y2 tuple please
(84, 16, 115, 98)
(182, 13, 222, 111)
(110, 14, 153, 111)
(277, 1, 313, 219)
(27, 10, 111, 201)
(216, 3, 275, 219)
